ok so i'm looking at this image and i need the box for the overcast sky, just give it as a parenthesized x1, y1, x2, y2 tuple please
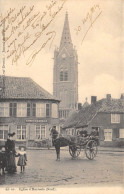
(0, 0, 123, 104)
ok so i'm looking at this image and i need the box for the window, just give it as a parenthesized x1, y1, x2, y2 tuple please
(59, 110, 62, 118)
(36, 103, 45, 117)
(60, 69, 68, 81)
(60, 70, 64, 81)
(104, 129, 112, 141)
(10, 103, 17, 117)
(119, 129, 124, 138)
(17, 103, 27, 117)
(52, 103, 58, 118)
(32, 103, 36, 116)
(0, 125, 8, 140)
(27, 103, 31, 116)
(17, 125, 26, 140)
(36, 125, 46, 139)
(67, 129, 74, 136)
(64, 70, 68, 81)
(111, 114, 120, 123)
(46, 104, 50, 117)
(0, 102, 9, 117)
(59, 110, 69, 118)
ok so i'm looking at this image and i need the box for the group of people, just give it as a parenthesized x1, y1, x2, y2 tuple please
(0, 132, 27, 175)
(78, 128, 99, 137)
(50, 126, 99, 140)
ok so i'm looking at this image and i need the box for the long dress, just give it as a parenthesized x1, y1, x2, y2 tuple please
(5, 139, 17, 173)
(17, 151, 27, 166)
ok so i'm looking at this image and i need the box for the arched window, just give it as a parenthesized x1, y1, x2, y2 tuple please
(60, 68, 68, 81)
(60, 69, 64, 81)
(64, 69, 68, 81)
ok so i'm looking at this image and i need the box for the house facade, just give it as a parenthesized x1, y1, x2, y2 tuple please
(0, 76, 60, 147)
(63, 94, 124, 147)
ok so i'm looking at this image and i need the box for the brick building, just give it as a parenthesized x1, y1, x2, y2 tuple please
(0, 76, 60, 147)
(63, 94, 124, 147)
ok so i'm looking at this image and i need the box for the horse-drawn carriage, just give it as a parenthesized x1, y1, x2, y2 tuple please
(50, 126, 99, 161)
(68, 135, 99, 160)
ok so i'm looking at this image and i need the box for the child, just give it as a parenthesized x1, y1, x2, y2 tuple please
(17, 146, 27, 172)
(0, 147, 7, 175)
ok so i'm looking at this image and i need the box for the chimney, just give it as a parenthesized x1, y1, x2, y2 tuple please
(106, 94, 111, 101)
(120, 93, 124, 99)
(91, 96, 97, 104)
(0, 87, 2, 98)
(120, 93, 124, 107)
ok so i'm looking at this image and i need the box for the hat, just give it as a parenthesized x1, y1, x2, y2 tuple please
(8, 132, 15, 137)
(19, 146, 26, 151)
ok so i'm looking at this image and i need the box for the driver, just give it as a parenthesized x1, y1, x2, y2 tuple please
(90, 128, 99, 137)
(50, 126, 59, 142)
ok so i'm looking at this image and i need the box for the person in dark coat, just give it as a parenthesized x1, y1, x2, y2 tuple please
(5, 132, 17, 173)
(90, 128, 99, 137)
(0, 147, 7, 174)
(50, 126, 59, 146)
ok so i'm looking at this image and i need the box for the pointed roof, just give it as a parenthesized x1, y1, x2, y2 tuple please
(59, 12, 73, 50)
(0, 76, 59, 101)
(82, 98, 89, 109)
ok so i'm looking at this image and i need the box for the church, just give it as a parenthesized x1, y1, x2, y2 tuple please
(53, 13, 78, 124)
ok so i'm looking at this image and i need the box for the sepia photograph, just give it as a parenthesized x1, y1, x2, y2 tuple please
(0, 0, 124, 193)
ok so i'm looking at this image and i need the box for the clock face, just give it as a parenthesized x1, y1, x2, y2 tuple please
(62, 53, 66, 58)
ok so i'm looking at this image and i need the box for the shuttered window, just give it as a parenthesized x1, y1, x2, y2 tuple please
(17, 103, 27, 117)
(0, 103, 9, 117)
(36, 103, 45, 117)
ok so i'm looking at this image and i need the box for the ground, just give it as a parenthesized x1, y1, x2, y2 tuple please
(0, 148, 124, 187)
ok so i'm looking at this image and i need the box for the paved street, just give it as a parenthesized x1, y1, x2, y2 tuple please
(0, 149, 123, 187)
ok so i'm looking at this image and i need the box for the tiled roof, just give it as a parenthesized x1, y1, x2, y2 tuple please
(63, 98, 124, 129)
(0, 76, 59, 101)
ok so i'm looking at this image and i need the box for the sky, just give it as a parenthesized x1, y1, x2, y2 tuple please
(0, 0, 123, 104)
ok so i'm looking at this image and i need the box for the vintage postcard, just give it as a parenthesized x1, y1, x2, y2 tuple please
(0, 0, 124, 193)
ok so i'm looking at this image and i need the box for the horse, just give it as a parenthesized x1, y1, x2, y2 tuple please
(50, 127, 75, 161)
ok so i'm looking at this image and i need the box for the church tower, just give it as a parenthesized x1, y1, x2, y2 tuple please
(53, 13, 78, 121)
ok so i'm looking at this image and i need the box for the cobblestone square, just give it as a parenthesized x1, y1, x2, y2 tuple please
(0, 149, 123, 187)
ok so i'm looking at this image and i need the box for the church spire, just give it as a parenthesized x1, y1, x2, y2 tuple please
(60, 12, 73, 49)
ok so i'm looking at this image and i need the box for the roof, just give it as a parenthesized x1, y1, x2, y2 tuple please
(82, 101, 89, 108)
(63, 98, 124, 129)
(0, 76, 59, 101)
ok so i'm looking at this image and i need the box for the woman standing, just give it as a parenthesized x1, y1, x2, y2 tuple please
(5, 132, 17, 173)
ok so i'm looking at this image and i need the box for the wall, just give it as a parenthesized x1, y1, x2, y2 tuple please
(89, 112, 124, 147)
(0, 99, 60, 148)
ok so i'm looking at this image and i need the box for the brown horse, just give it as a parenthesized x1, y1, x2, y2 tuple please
(50, 127, 75, 161)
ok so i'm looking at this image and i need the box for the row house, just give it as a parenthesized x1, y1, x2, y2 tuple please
(0, 76, 60, 147)
(63, 94, 124, 147)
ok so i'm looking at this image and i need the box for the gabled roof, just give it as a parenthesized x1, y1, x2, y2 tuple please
(63, 98, 124, 129)
(0, 76, 59, 101)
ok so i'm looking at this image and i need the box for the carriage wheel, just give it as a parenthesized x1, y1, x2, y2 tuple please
(85, 140, 98, 160)
(69, 145, 81, 158)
